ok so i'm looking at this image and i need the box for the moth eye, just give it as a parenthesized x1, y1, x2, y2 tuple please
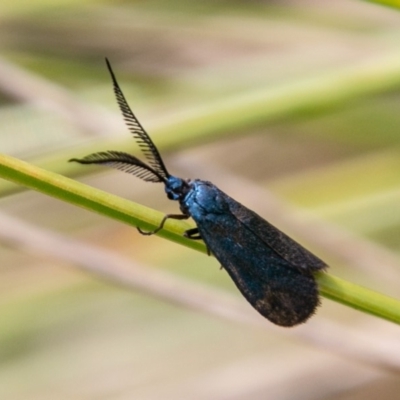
(167, 191, 180, 200)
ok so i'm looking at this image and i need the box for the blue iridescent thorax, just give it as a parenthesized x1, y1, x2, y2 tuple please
(178, 179, 230, 220)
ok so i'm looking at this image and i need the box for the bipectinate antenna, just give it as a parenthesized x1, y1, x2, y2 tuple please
(70, 151, 165, 183)
(105, 58, 170, 180)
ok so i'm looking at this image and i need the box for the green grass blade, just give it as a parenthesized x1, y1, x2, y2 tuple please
(1, 153, 400, 324)
(365, 0, 400, 10)
(0, 153, 203, 252)
(317, 272, 400, 323)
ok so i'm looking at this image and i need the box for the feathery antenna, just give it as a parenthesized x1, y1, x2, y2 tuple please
(70, 151, 165, 182)
(105, 58, 170, 180)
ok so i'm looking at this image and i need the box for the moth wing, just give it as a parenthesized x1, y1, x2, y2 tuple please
(228, 200, 327, 272)
(196, 210, 319, 326)
(219, 250, 319, 326)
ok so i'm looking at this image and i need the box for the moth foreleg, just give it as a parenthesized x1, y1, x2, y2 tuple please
(138, 214, 189, 236)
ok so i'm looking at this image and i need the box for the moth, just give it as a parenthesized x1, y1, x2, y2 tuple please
(70, 59, 328, 326)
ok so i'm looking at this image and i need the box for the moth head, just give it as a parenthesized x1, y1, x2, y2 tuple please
(165, 176, 191, 201)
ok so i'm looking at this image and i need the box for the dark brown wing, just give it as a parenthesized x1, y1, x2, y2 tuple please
(192, 196, 321, 326)
(228, 200, 327, 272)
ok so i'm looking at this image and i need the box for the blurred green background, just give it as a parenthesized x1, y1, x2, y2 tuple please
(1, 1, 400, 399)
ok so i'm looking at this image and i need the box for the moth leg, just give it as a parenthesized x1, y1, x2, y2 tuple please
(138, 214, 189, 236)
(184, 228, 202, 240)
(184, 228, 212, 255)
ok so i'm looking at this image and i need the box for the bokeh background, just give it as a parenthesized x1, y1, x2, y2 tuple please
(1, 1, 400, 399)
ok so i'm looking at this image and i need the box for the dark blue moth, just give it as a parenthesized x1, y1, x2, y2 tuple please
(70, 59, 328, 327)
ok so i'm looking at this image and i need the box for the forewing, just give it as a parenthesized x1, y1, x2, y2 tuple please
(228, 200, 327, 272)
(196, 210, 320, 326)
